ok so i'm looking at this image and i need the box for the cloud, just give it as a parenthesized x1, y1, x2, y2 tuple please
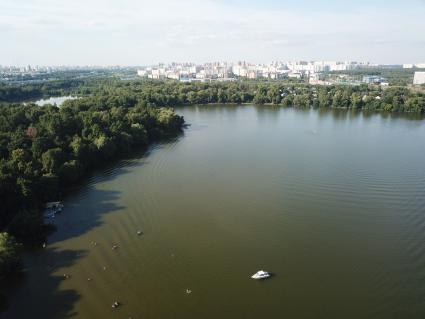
(0, 0, 424, 65)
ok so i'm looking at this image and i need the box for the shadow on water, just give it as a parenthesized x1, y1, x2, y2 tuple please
(52, 133, 184, 245)
(0, 247, 87, 319)
(0, 187, 121, 318)
(1, 134, 184, 319)
(48, 188, 125, 245)
(0, 273, 25, 313)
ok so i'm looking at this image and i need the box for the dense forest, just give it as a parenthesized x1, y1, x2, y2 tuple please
(327, 68, 425, 87)
(66, 79, 425, 112)
(2, 78, 425, 112)
(0, 80, 86, 102)
(0, 89, 184, 278)
(1, 77, 425, 278)
(0, 68, 136, 84)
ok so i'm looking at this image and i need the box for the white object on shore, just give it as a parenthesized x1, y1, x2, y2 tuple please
(44, 201, 64, 219)
(251, 270, 271, 280)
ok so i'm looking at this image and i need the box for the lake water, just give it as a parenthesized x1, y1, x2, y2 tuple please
(3, 105, 425, 319)
(34, 96, 77, 106)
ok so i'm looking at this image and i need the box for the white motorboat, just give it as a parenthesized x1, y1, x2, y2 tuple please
(251, 270, 271, 280)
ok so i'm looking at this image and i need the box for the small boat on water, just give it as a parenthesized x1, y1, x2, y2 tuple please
(251, 270, 271, 280)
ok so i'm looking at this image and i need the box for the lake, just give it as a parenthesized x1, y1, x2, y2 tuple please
(3, 105, 425, 319)
(34, 95, 77, 106)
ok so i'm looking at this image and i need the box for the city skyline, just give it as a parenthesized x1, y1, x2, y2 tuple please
(1, 59, 424, 69)
(1, 0, 425, 65)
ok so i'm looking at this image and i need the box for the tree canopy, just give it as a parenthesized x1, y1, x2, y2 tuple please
(0, 84, 184, 263)
(0, 233, 21, 277)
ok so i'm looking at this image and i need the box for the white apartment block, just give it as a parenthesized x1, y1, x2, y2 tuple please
(136, 61, 371, 82)
(404, 63, 425, 69)
(413, 72, 425, 85)
(137, 70, 147, 77)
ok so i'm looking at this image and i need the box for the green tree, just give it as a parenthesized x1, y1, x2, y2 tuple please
(41, 148, 65, 174)
(0, 232, 21, 277)
(318, 89, 331, 108)
(332, 91, 343, 108)
(59, 160, 83, 184)
(351, 93, 363, 109)
(94, 135, 116, 158)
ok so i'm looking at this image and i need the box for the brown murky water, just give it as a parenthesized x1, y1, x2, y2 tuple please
(3, 106, 425, 319)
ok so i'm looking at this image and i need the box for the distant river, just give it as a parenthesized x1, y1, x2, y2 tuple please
(3, 105, 425, 319)
(34, 95, 77, 106)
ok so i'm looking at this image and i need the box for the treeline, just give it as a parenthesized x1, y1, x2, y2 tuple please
(0, 93, 183, 277)
(0, 80, 85, 102)
(2, 78, 425, 113)
(0, 69, 138, 87)
(71, 80, 425, 113)
(327, 68, 425, 86)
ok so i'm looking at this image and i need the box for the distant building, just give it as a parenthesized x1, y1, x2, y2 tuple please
(137, 70, 147, 77)
(413, 72, 425, 85)
(403, 63, 425, 69)
(166, 72, 179, 80)
(129, 60, 373, 83)
(148, 69, 165, 79)
(247, 70, 258, 79)
(232, 65, 248, 77)
(309, 73, 320, 84)
(288, 72, 302, 79)
(363, 75, 387, 84)
(189, 65, 200, 74)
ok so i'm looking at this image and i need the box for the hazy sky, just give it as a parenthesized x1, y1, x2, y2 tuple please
(1, 0, 424, 65)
